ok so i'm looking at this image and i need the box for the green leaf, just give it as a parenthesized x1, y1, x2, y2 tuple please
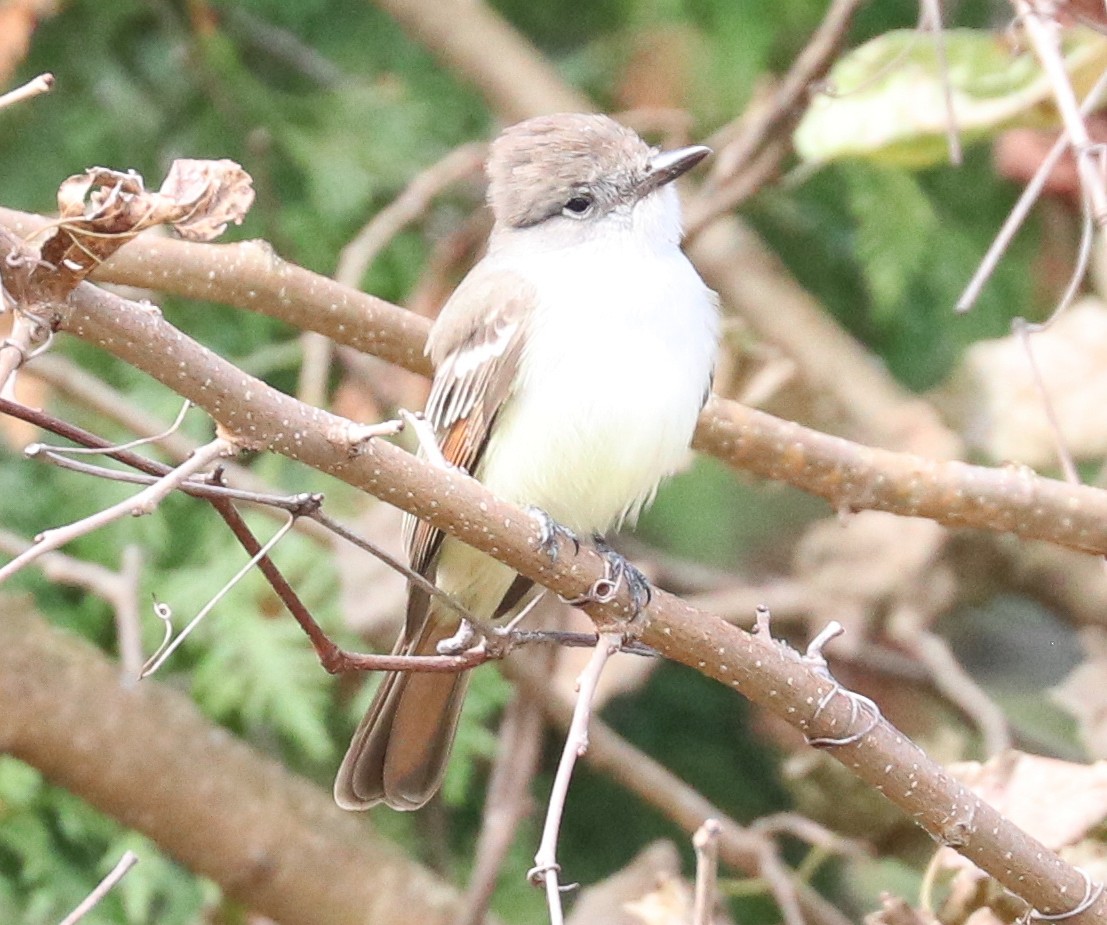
(795, 27, 1107, 166)
(843, 162, 938, 317)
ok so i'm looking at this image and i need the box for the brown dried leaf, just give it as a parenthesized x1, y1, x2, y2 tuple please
(37, 168, 149, 298)
(623, 875, 696, 925)
(948, 751, 1107, 849)
(940, 298, 1107, 466)
(35, 161, 254, 300)
(158, 158, 255, 241)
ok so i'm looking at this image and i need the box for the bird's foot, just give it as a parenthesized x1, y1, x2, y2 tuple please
(562, 536, 651, 619)
(527, 506, 581, 562)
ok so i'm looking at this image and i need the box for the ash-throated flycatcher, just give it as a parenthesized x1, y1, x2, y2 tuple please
(335, 113, 719, 811)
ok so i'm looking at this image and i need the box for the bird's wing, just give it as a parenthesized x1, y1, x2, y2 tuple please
(403, 265, 534, 630)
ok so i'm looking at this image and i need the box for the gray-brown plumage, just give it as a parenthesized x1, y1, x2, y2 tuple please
(334, 113, 716, 811)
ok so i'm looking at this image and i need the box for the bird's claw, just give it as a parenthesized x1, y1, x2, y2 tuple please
(561, 536, 651, 618)
(527, 506, 580, 562)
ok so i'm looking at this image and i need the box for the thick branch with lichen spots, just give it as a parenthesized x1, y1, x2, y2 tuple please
(1, 208, 1104, 555)
(3, 264, 1099, 921)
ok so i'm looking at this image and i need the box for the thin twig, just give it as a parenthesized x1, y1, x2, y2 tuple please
(921, 0, 963, 166)
(57, 850, 138, 925)
(905, 626, 1012, 756)
(15, 254, 1107, 917)
(37, 399, 192, 456)
(0, 438, 232, 585)
(1014, 0, 1107, 223)
(0, 313, 35, 397)
(139, 513, 298, 677)
(0, 395, 489, 670)
(1014, 318, 1081, 485)
(0, 73, 55, 111)
(957, 57, 1107, 312)
(693, 820, 722, 925)
(0, 528, 144, 679)
(335, 142, 486, 289)
(690, 0, 865, 233)
(115, 545, 145, 682)
(457, 686, 548, 925)
(529, 632, 622, 925)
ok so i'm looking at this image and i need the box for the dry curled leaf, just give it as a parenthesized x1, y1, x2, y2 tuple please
(939, 298, 1107, 467)
(158, 158, 255, 242)
(32, 160, 254, 301)
(949, 751, 1107, 850)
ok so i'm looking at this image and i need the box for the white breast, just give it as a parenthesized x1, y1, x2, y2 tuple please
(476, 234, 718, 535)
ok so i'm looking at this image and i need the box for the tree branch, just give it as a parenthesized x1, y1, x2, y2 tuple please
(17, 272, 1104, 922)
(0, 602, 495, 925)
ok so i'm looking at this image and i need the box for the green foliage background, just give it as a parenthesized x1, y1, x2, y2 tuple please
(0, 0, 1064, 922)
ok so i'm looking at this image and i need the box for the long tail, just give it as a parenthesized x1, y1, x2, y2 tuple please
(334, 610, 471, 811)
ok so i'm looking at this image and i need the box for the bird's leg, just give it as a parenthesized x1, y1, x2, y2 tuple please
(591, 536, 651, 616)
(561, 536, 651, 618)
(527, 506, 581, 562)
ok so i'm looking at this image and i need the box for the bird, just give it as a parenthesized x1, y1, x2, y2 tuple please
(335, 112, 719, 811)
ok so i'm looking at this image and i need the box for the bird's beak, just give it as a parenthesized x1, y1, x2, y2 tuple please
(637, 144, 711, 196)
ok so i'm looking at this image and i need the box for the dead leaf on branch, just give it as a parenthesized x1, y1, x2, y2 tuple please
(32, 159, 254, 301)
(157, 159, 256, 242)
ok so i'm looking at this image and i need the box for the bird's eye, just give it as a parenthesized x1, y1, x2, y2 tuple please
(562, 195, 594, 218)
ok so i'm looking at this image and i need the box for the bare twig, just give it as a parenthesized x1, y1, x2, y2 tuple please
(529, 632, 622, 925)
(504, 657, 846, 925)
(0, 204, 958, 458)
(0, 73, 55, 111)
(1014, 318, 1081, 485)
(57, 850, 138, 925)
(0, 438, 233, 584)
(689, 0, 866, 234)
(898, 624, 1012, 756)
(371, 0, 589, 121)
(6, 233, 1107, 921)
(0, 312, 39, 396)
(38, 399, 192, 456)
(921, 0, 963, 166)
(139, 512, 298, 678)
(1013, 0, 1107, 223)
(957, 71, 1107, 313)
(693, 820, 722, 925)
(0, 529, 142, 683)
(221, 7, 342, 86)
(114, 545, 145, 681)
(0, 608, 480, 925)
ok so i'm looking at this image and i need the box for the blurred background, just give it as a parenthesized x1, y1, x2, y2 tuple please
(3, 0, 1106, 923)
